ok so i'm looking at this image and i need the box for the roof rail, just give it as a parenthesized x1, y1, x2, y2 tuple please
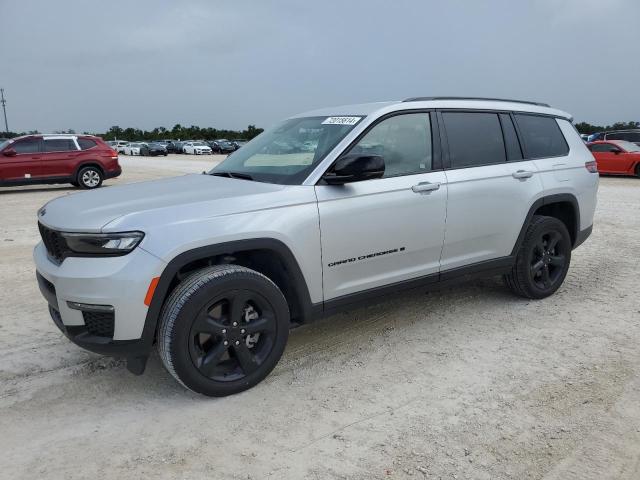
(402, 96, 550, 107)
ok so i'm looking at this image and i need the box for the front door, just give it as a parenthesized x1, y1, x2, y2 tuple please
(315, 112, 448, 301)
(0, 137, 42, 182)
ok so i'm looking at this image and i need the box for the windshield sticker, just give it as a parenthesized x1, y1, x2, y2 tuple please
(322, 116, 362, 126)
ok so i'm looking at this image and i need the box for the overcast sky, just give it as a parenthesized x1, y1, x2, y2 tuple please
(1, 0, 638, 133)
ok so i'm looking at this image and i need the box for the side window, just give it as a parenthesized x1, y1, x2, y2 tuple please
(43, 139, 77, 152)
(442, 112, 506, 168)
(349, 113, 432, 178)
(514, 114, 569, 158)
(78, 138, 97, 150)
(589, 143, 617, 153)
(499, 113, 523, 161)
(12, 138, 41, 154)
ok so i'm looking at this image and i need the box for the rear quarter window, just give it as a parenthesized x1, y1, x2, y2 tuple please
(78, 138, 98, 150)
(514, 114, 569, 159)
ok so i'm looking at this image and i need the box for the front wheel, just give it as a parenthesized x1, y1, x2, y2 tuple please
(77, 166, 103, 189)
(635, 163, 640, 178)
(504, 215, 571, 299)
(158, 265, 290, 396)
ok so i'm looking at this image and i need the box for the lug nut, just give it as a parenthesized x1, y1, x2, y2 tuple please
(232, 322, 238, 327)
(240, 329, 245, 334)
(222, 329, 226, 334)
(223, 340, 228, 346)
(235, 340, 240, 345)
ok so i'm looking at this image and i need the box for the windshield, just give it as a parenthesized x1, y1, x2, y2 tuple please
(210, 115, 363, 184)
(613, 140, 640, 152)
(193, 142, 207, 146)
(0, 140, 10, 150)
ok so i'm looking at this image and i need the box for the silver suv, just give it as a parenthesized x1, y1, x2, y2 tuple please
(34, 97, 598, 396)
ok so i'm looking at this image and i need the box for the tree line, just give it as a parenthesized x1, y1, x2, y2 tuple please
(574, 120, 639, 135)
(1, 124, 264, 141)
(4, 120, 639, 140)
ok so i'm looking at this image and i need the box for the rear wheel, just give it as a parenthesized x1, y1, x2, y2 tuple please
(77, 166, 103, 189)
(635, 163, 640, 178)
(504, 215, 571, 299)
(158, 265, 290, 396)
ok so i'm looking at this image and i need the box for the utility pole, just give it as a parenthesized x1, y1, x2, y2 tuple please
(0, 89, 8, 133)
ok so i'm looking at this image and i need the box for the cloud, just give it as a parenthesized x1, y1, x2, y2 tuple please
(1, 0, 638, 132)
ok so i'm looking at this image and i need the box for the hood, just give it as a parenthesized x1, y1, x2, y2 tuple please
(38, 174, 295, 232)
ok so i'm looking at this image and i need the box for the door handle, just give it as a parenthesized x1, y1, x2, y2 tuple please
(411, 182, 441, 193)
(512, 170, 534, 179)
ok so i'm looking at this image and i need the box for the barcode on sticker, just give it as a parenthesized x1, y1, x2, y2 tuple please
(322, 116, 362, 125)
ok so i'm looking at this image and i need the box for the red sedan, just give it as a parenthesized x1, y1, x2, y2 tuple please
(587, 140, 640, 177)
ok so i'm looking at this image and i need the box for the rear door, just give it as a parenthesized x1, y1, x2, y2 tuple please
(0, 137, 42, 181)
(316, 111, 448, 300)
(40, 137, 80, 178)
(439, 111, 544, 270)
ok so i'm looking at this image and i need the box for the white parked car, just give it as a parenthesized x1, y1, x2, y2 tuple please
(183, 141, 212, 155)
(108, 140, 130, 153)
(123, 142, 145, 156)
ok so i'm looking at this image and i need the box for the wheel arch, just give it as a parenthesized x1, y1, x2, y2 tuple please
(511, 193, 580, 256)
(140, 238, 315, 350)
(74, 161, 105, 180)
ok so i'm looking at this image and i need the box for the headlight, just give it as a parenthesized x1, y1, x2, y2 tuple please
(61, 231, 144, 255)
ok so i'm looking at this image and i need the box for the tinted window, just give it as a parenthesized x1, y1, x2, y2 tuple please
(589, 143, 620, 153)
(514, 114, 569, 158)
(606, 132, 640, 142)
(13, 138, 41, 154)
(499, 113, 522, 161)
(349, 113, 432, 177)
(442, 112, 505, 168)
(43, 139, 76, 152)
(78, 138, 97, 150)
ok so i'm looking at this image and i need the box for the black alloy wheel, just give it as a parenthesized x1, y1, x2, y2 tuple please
(188, 289, 278, 382)
(504, 215, 572, 299)
(158, 264, 290, 396)
(529, 230, 568, 291)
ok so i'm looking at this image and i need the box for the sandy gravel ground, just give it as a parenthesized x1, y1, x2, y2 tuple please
(1, 155, 639, 480)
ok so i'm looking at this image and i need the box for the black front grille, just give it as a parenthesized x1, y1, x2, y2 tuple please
(38, 223, 70, 263)
(83, 311, 115, 338)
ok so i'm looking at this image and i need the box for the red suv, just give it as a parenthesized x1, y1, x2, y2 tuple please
(0, 134, 121, 189)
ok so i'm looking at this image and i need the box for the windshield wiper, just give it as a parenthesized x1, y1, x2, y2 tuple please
(211, 171, 254, 181)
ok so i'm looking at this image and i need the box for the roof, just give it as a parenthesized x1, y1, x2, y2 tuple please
(292, 98, 572, 121)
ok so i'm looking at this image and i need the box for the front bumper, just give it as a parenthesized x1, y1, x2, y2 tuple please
(34, 241, 165, 357)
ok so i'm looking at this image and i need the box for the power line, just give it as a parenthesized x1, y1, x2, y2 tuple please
(0, 88, 8, 133)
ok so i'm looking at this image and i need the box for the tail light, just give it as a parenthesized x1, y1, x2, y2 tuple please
(585, 160, 598, 173)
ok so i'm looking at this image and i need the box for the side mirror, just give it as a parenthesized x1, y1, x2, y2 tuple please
(322, 154, 385, 185)
(3, 148, 16, 157)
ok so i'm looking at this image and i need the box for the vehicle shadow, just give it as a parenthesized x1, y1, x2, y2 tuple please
(0, 185, 77, 195)
(79, 276, 516, 400)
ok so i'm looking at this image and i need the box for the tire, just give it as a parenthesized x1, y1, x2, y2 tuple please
(504, 215, 571, 299)
(635, 163, 640, 178)
(158, 265, 290, 397)
(77, 166, 103, 189)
